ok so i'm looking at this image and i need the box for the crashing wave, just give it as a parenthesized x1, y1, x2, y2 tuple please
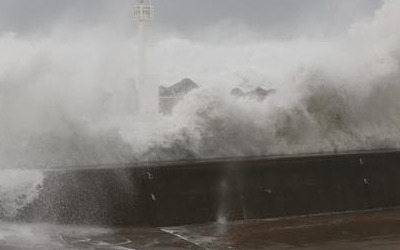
(0, 170, 43, 219)
(0, 0, 399, 168)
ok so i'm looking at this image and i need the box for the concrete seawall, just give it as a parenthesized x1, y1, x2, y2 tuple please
(12, 150, 400, 227)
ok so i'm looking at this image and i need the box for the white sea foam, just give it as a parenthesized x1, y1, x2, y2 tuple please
(0, 0, 399, 168)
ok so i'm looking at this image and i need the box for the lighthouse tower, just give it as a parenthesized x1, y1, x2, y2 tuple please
(133, 0, 158, 118)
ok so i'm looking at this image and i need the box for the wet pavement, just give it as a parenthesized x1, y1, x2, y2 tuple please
(1, 209, 400, 249)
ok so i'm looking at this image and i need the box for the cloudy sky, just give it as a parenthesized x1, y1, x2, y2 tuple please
(0, 0, 383, 37)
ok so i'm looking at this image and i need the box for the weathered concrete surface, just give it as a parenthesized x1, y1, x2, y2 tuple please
(12, 150, 400, 226)
(163, 208, 400, 250)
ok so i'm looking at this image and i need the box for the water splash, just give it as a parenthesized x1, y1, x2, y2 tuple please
(0, 170, 44, 219)
(0, 0, 399, 168)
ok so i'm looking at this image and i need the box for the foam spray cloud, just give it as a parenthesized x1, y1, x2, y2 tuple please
(127, 0, 400, 160)
(0, 0, 399, 169)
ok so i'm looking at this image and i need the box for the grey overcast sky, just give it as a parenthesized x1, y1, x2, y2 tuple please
(0, 0, 382, 36)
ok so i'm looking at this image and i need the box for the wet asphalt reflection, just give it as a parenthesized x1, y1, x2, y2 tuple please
(1, 209, 400, 249)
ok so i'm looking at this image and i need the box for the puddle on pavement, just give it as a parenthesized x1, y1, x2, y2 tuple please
(1, 209, 400, 249)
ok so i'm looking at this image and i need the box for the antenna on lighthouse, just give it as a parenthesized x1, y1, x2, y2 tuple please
(133, 0, 158, 118)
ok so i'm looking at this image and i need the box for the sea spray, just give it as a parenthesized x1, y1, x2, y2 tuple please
(0, 0, 399, 168)
(0, 170, 44, 219)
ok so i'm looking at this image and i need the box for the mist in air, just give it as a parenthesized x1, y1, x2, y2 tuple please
(0, 0, 399, 169)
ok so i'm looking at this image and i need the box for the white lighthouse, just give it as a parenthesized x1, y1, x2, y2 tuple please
(133, 0, 158, 118)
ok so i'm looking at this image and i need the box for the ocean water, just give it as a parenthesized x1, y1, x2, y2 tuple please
(0, 1, 399, 169)
(1, 0, 400, 236)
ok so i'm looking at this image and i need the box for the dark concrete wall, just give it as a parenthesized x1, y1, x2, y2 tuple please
(11, 150, 400, 227)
